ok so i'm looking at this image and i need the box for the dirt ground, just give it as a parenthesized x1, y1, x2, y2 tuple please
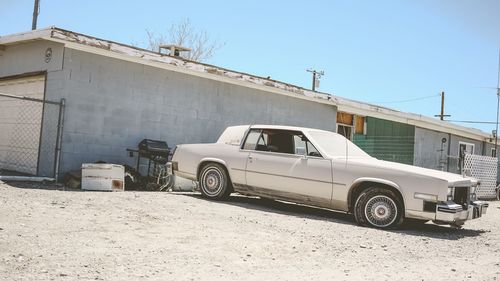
(0, 180, 499, 281)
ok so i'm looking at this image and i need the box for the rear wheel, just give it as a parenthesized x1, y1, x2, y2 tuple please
(354, 187, 403, 229)
(199, 163, 232, 200)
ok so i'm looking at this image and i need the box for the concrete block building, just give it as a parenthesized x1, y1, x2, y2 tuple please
(332, 96, 496, 174)
(0, 27, 496, 181)
(0, 27, 337, 178)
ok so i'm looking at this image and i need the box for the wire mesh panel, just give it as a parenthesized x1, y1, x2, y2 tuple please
(0, 97, 43, 175)
(0, 93, 62, 177)
(464, 154, 498, 199)
(37, 102, 61, 177)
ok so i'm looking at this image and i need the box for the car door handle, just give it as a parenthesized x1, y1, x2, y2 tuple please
(248, 155, 253, 160)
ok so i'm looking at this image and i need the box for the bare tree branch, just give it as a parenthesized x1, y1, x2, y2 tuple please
(146, 18, 224, 62)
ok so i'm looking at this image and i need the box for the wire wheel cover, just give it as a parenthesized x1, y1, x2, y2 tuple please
(364, 195, 398, 227)
(201, 167, 225, 196)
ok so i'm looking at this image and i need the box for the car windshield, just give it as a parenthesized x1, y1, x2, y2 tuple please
(308, 130, 371, 158)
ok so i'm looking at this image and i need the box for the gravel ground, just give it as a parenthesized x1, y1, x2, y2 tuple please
(0, 180, 499, 281)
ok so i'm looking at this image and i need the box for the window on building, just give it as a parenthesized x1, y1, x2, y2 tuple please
(336, 111, 357, 140)
(458, 142, 475, 172)
(492, 148, 497, 158)
(337, 124, 352, 140)
(458, 142, 475, 157)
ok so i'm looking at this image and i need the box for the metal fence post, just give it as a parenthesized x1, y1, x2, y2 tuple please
(53, 98, 65, 182)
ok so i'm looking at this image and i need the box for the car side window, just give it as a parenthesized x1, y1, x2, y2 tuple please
(294, 135, 307, 154)
(306, 141, 321, 157)
(244, 129, 321, 157)
(265, 130, 295, 154)
(243, 129, 262, 150)
(256, 131, 269, 151)
(246, 129, 294, 154)
(293, 134, 322, 157)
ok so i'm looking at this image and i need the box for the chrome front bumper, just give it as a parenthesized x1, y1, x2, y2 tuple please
(435, 201, 489, 223)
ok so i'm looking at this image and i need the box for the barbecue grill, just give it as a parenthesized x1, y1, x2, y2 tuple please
(138, 139, 169, 164)
(127, 139, 170, 179)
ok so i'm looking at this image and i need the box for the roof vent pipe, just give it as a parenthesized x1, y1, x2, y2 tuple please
(159, 45, 191, 57)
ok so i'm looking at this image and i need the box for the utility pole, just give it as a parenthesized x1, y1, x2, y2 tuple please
(495, 49, 500, 158)
(306, 69, 324, 92)
(434, 91, 450, 120)
(32, 0, 40, 30)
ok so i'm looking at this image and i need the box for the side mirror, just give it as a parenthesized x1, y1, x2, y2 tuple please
(295, 147, 307, 158)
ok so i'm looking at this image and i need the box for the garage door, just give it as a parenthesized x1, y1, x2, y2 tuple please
(0, 75, 45, 175)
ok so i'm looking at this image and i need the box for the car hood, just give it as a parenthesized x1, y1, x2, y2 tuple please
(348, 157, 476, 186)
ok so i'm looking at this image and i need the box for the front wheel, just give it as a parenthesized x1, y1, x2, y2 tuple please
(354, 187, 403, 229)
(199, 163, 232, 200)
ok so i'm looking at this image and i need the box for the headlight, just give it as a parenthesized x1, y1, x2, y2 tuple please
(414, 192, 438, 202)
(447, 187, 454, 201)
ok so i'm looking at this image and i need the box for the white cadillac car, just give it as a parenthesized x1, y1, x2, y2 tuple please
(168, 125, 488, 229)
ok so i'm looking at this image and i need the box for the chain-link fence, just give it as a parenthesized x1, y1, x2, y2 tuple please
(0, 92, 64, 178)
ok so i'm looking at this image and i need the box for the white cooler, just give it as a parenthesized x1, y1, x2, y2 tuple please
(81, 163, 125, 191)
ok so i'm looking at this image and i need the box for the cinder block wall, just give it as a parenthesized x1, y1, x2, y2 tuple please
(413, 127, 450, 171)
(414, 127, 485, 173)
(46, 48, 337, 174)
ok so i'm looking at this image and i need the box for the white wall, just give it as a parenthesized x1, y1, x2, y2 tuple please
(50, 48, 338, 174)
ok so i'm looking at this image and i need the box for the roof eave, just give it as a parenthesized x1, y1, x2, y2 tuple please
(0, 26, 55, 45)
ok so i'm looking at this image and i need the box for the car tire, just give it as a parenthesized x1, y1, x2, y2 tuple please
(354, 187, 404, 229)
(199, 163, 232, 200)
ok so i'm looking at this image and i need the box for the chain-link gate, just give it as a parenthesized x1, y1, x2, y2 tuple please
(463, 153, 498, 199)
(0, 92, 64, 179)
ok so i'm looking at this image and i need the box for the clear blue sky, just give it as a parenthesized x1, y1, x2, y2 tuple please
(1, 0, 499, 133)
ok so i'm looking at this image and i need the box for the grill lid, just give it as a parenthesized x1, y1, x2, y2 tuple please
(138, 139, 169, 155)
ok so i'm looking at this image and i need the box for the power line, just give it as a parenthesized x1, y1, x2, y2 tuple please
(369, 94, 440, 104)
